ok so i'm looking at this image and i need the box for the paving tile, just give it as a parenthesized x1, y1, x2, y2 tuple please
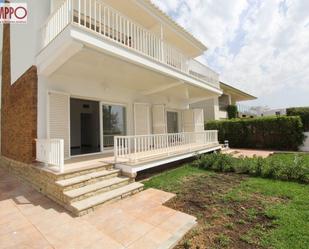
(126, 236, 159, 249)
(139, 206, 176, 226)
(108, 219, 155, 247)
(0, 169, 196, 249)
(158, 211, 196, 234)
(83, 234, 124, 249)
(0, 209, 28, 226)
(0, 216, 31, 236)
(143, 227, 173, 245)
(94, 212, 136, 235)
(0, 224, 48, 249)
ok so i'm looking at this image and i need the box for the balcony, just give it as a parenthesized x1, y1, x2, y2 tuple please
(41, 0, 219, 89)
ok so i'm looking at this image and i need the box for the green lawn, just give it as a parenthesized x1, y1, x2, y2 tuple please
(144, 164, 309, 249)
(271, 152, 309, 164)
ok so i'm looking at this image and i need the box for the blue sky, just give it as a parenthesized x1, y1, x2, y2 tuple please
(152, 0, 309, 108)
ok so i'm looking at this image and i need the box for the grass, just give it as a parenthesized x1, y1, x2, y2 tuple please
(236, 177, 309, 249)
(143, 164, 206, 192)
(144, 163, 309, 249)
(272, 152, 309, 164)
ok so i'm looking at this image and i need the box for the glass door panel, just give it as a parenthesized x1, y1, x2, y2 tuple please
(167, 111, 179, 134)
(102, 104, 126, 148)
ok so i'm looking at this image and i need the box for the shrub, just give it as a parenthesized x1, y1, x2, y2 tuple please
(194, 153, 236, 172)
(206, 116, 305, 151)
(287, 107, 309, 131)
(226, 105, 238, 119)
(194, 153, 309, 183)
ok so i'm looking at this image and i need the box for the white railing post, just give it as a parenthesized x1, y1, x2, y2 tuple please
(166, 134, 170, 156)
(134, 137, 137, 162)
(59, 139, 64, 173)
(35, 139, 64, 172)
(114, 136, 118, 163)
(189, 132, 192, 152)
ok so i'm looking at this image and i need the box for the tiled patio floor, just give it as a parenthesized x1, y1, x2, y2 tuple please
(0, 168, 196, 249)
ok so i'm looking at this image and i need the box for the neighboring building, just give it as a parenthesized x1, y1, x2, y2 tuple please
(0, 0, 251, 215)
(191, 81, 257, 121)
(259, 108, 286, 117)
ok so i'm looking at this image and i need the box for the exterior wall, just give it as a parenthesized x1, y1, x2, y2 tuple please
(1, 24, 38, 164)
(10, 0, 50, 83)
(38, 73, 191, 157)
(190, 97, 220, 122)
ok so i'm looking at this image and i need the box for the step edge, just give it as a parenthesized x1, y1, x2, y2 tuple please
(55, 169, 120, 187)
(58, 163, 114, 177)
(71, 183, 144, 211)
(63, 177, 130, 198)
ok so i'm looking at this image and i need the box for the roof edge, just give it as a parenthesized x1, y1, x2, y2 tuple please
(220, 81, 257, 100)
(138, 0, 208, 52)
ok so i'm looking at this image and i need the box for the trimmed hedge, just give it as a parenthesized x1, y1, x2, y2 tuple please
(227, 105, 238, 119)
(206, 116, 305, 150)
(287, 107, 309, 131)
(193, 153, 309, 183)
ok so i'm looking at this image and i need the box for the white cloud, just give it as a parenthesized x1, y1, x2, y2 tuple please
(152, 0, 309, 108)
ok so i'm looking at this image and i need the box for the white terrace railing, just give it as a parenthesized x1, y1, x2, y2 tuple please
(41, 0, 219, 88)
(114, 130, 219, 163)
(36, 139, 64, 173)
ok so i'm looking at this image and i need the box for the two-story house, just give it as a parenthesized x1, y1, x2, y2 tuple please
(1, 0, 254, 215)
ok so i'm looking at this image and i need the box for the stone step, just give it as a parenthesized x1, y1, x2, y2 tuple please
(71, 182, 144, 216)
(55, 169, 120, 190)
(57, 163, 114, 180)
(63, 176, 131, 203)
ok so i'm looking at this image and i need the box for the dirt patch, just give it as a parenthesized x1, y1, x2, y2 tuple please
(165, 173, 281, 249)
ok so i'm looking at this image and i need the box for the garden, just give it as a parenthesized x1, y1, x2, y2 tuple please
(144, 153, 309, 249)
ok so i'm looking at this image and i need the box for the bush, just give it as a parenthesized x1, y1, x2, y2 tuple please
(287, 107, 309, 131)
(206, 116, 305, 151)
(226, 105, 238, 119)
(194, 153, 309, 183)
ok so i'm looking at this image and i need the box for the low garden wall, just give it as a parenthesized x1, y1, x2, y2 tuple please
(206, 116, 305, 151)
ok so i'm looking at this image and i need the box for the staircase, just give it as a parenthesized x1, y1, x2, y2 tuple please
(53, 164, 143, 216)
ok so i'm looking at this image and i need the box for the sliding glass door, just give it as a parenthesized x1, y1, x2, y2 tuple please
(102, 104, 126, 149)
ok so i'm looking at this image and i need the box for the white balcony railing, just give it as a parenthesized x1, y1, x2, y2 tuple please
(114, 130, 219, 163)
(41, 0, 219, 88)
(36, 139, 64, 173)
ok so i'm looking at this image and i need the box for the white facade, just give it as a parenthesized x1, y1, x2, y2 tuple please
(8, 0, 223, 162)
(191, 82, 257, 121)
(5, 0, 255, 168)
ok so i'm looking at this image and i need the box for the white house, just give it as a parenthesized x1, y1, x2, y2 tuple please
(1, 0, 255, 215)
(191, 81, 257, 121)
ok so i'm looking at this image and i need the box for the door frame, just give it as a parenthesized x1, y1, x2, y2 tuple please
(165, 108, 182, 133)
(69, 97, 101, 157)
(68, 95, 128, 157)
(100, 101, 128, 153)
